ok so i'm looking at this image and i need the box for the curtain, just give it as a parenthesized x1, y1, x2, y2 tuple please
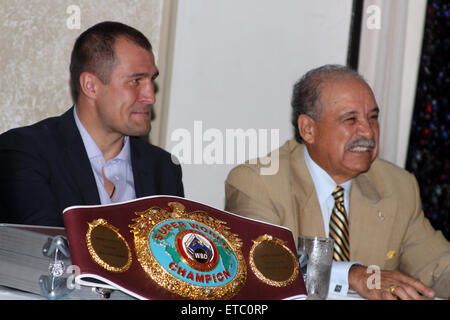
(357, 0, 427, 167)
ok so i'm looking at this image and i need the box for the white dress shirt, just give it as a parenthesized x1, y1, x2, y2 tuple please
(74, 106, 136, 204)
(304, 147, 360, 296)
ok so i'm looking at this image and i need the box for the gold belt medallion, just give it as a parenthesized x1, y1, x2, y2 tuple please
(249, 234, 299, 287)
(130, 202, 247, 300)
(86, 219, 132, 273)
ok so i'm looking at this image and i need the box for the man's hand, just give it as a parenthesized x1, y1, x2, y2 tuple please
(348, 265, 435, 300)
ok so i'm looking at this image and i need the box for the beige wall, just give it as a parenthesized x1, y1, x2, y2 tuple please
(0, 0, 164, 137)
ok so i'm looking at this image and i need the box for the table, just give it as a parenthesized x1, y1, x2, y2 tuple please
(0, 285, 44, 300)
(0, 285, 364, 300)
(1, 285, 443, 300)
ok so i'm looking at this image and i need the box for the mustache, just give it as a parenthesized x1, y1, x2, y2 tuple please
(346, 138, 376, 150)
(132, 105, 152, 112)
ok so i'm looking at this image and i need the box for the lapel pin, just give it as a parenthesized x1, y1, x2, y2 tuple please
(377, 210, 385, 221)
(386, 250, 397, 260)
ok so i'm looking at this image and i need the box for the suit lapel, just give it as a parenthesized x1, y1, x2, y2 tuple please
(291, 144, 326, 237)
(58, 107, 100, 205)
(288, 143, 397, 266)
(349, 172, 397, 266)
(130, 137, 155, 198)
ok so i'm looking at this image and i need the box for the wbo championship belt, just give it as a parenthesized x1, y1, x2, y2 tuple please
(63, 196, 306, 299)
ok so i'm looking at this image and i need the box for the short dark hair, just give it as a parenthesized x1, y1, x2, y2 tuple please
(290, 64, 366, 143)
(69, 21, 153, 101)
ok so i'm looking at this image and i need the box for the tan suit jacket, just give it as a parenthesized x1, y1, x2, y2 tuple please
(225, 140, 450, 297)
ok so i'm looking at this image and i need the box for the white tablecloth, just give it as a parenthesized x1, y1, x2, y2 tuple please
(0, 285, 364, 300)
(1, 285, 443, 300)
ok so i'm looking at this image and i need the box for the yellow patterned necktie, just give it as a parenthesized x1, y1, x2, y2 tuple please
(329, 186, 350, 261)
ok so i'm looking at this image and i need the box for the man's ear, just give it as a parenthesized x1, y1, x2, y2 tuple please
(297, 114, 316, 144)
(79, 72, 100, 99)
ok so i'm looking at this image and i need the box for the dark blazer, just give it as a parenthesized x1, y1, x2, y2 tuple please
(0, 107, 184, 227)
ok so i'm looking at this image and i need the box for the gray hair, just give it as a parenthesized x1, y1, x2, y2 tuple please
(291, 64, 367, 143)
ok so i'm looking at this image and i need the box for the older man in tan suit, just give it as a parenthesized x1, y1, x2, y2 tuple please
(225, 65, 450, 299)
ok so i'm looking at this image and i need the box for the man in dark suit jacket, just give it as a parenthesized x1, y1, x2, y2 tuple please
(0, 22, 184, 227)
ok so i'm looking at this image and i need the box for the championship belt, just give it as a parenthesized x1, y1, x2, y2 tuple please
(63, 196, 306, 300)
